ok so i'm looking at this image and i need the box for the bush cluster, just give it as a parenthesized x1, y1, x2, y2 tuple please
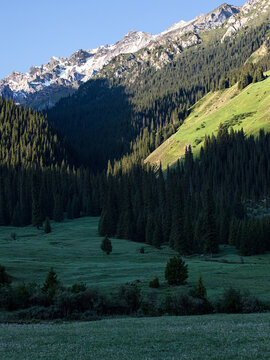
(216, 287, 265, 314)
(0, 266, 266, 321)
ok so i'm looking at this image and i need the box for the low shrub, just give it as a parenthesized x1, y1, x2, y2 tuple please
(16, 306, 61, 320)
(0, 265, 12, 286)
(216, 288, 265, 314)
(217, 287, 242, 313)
(164, 292, 211, 316)
(149, 277, 160, 288)
(70, 282, 87, 293)
(241, 294, 265, 313)
(118, 283, 141, 314)
(140, 292, 163, 317)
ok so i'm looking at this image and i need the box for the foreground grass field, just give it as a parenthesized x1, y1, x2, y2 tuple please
(1, 217, 270, 301)
(1, 313, 270, 359)
(146, 71, 270, 168)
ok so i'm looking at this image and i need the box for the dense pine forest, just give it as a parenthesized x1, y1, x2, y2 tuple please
(99, 126, 270, 256)
(0, 98, 74, 168)
(0, 165, 102, 227)
(1, 113, 270, 256)
(0, 98, 102, 226)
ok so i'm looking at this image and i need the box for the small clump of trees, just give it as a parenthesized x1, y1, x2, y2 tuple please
(0, 265, 266, 320)
(238, 63, 265, 90)
(149, 277, 160, 288)
(42, 268, 59, 299)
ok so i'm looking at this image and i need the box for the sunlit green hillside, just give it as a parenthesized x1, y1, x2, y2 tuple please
(146, 72, 270, 168)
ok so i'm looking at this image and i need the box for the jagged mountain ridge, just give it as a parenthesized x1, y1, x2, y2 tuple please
(1, 0, 268, 109)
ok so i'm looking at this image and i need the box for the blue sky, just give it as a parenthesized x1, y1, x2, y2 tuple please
(1, 0, 245, 78)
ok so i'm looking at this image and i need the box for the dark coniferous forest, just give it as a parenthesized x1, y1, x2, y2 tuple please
(0, 17, 270, 259)
(99, 126, 270, 256)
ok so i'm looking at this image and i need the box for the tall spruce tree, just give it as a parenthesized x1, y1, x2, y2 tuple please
(101, 235, 112, 255)
(203, 189, 219, 254)
(32, 174, 42, 228)
(165, 256, 188, 285)
(53, 194, 64, 222)
(42, 268, 59, 299)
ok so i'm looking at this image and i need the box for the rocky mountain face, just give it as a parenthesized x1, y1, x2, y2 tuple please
(0, 0, 268, 110)
(0, 31, 154, 109)
(221, 0, 270, 41)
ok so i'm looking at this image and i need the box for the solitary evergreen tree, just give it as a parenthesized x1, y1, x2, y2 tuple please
(42, 268, 58, 298)
(101, 236, 112, 255)
(165, 256, 188, 285)
(190, 276, 207, 300)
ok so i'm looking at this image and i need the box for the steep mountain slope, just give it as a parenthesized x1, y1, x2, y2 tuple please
(0, 98, 74, 168)
(1, 0, 267, 110)
(97, 0, 269, 87)
(146, 71, 270, 168)
(47, 17, 270, 170)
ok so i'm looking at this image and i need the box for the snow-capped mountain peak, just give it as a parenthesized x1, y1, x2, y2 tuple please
(0, 0, 268, 109)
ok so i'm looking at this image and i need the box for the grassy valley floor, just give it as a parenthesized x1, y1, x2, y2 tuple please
(1, 217, 270, 301)
(1, 314, 270, 359)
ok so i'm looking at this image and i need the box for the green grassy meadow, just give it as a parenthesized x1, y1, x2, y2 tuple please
(146, 72, 270, 168)
(1, 313, 270, 359)
(1, 217, 270, 301)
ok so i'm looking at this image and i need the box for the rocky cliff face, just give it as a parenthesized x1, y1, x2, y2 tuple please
(221, 0, 270, 41)
(0, 0, 268, 109)
(0, 31, 154, 109)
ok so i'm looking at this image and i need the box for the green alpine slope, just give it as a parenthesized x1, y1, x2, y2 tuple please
(146, 72, 270, 169)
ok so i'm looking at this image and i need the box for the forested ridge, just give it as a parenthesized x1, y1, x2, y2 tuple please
(47, 22, 270, 171)
(0, 98, 75, 168)
(99, 126, 270, 256)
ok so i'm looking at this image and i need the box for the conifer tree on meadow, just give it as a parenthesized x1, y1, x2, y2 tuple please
(101, 236, 112, 255)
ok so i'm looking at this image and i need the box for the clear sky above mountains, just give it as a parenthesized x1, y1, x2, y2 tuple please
(1, 0, 245, 79)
